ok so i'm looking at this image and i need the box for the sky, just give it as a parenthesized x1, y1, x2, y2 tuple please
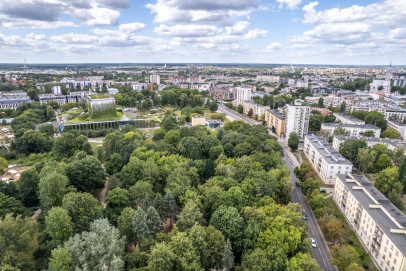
(0, 0, 405, 65)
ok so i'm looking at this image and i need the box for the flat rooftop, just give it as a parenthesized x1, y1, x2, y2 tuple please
(333, 135, 405, 149)
(322, 123, 380, 129)
(337, 174, 406, 256)
(305, 135, 352, 165)
(266, 109, 286, 120)
(334, 113, 365, 123)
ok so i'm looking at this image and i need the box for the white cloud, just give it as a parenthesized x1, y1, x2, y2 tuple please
(302, 0, 406, 28)
(389, 28, 406, 39)
(0, 0, 123, 28)
(297, 23, 371, 44)
(172, 27, 267, 44)
(68, 6, 120, 26)
(154, 24, 222, 37)
(245, 29, 268, 39)
(119, 22, 145, 33)
(0, 19, 76, 29)
(146, 0, 260, 24)
(97, 0, 130, 9)
(265, 42, 282, 52)
(171, 0, 260, 11)
(276, 0, 302, 10)
(50, 33, 99, 44)
(225, 21, 250, 35)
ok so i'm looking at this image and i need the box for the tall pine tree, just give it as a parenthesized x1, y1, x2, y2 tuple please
(132, 207, 150, 246)
(164, 191, 177, 228)
(222, 239, 234, 271)
(153, 193, 167, 221)
(146, 206, 163, 234)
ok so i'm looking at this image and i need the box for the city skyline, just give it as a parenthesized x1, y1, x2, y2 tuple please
(0, 0, 405, 65)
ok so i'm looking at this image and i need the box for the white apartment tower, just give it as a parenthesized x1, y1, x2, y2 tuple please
(285, 104, 310, 138)
(236, 86, 252, 105)
(150, 74, 160, 85)
(369, 64, 392, 94)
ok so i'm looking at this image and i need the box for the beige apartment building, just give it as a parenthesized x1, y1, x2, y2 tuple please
(334, 174, 406, 271)
(265, 109, 286, 137)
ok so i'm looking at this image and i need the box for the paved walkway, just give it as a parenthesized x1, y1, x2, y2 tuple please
(31, 209, 41, 219)
(324, 194, 333, 199)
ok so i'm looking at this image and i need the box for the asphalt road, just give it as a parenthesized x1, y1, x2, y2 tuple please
(280, 141, 335, 271)
(217, 104, 259, 125)
(217, 105, 335, 271)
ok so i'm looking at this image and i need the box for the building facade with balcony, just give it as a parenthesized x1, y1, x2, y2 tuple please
(334, 174, 406, 271)
(265, 109, 286, 137)
(321, 123, 381, 138)
(334, 113, 366, 125)
(304, 135, 353, 184)
(235, 86, 252, 106)
(332, 135, 405, 152)
(285, 104, 310, 138)
(242, 100, 267, 120)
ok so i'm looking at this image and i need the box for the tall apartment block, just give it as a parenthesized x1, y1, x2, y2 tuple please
(285, 104, 310, 138)
(150, 74, 160, 85)
(235, 86, 252, 105)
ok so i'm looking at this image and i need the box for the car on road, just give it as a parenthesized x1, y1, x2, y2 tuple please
(295, 182, 300, 186)
(310, 238, 317, 248)
(320, 189, 327, 193)
(302, 212, 308, 220)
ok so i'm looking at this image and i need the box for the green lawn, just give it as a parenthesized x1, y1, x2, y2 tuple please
(325, 198, 378, 271)
(89, 142, 103, 154)
(68, 111, 124, 123)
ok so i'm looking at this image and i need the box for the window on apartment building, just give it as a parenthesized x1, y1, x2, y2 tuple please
(385, 247, 387, 252)
(391, 245, 394, 250)
(395, 251, 399, 256)
(394, 258, 397, 264)
(389, 253, 392, 258)
(386, 239, 389, 245)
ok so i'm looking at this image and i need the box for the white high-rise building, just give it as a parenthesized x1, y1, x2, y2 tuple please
(52, 86, 61, 94)
(369, 64, 392, 94)
(235, 86, 252, 105)
(150, 74, 160, 85)
(285, 104, 310, 138)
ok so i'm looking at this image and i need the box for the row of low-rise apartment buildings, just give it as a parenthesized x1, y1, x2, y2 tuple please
(334, 173, 406, 271)
(38, 92, 95, 106)
(256, 75, 309, 88)
(334, 112, 366, 125)
(241, 99, 309, 138)
(0, 92, 31, 109)
(209, 85, 236, 102)
(304, 135, 353, 184)
(303, 131, 406, 271)
(332, 135, 406, 152)
(321, 123, 382, 138)
(242, 100, 267, 119)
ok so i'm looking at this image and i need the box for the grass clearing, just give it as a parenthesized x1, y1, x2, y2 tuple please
(68, 111, 124, 123)
(90, 142, 103, 154)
